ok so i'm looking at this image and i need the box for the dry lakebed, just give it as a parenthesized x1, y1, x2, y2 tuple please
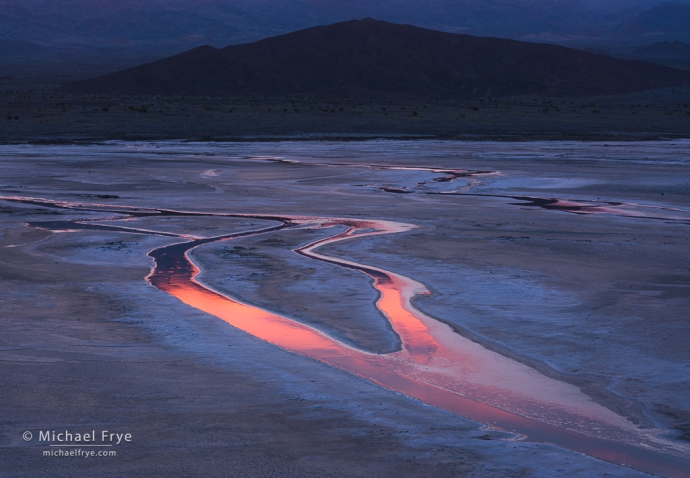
(1, 140, 689, 477)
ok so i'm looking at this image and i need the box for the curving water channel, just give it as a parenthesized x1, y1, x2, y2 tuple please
(252, 155, 690, 223)
(4, 195, 690, 477)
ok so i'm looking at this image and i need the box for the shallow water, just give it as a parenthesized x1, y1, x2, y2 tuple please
(5, 194, 690, 477)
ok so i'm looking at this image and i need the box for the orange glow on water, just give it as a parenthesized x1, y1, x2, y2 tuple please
(147, 216, 690, 477)
(169, 279, 358, 358)
(296, 226, 440, 364)
(2, 195, 688, 477)
(377, 280, 438, 363)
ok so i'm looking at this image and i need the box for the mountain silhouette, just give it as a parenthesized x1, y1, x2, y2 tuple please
(63, 18, 690, 98)
(0, 39, 49, 58)
(612, 3, 690, 43)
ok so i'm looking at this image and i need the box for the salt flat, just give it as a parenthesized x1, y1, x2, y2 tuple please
(1, 140, 688, 477)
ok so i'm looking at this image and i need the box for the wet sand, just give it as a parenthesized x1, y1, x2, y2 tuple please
(1, 140, 689, 477)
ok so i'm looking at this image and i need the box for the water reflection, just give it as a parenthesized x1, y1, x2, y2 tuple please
(4, 195, 690, 477)
(146, 213, 690, 478)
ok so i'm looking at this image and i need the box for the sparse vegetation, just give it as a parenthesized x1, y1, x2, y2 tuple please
(1, 84, 690, 141)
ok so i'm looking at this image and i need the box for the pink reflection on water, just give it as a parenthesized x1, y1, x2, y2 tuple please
(3, 195, 689, 477)
(147, 215, 690, 477)
(295, 224, 439, 364)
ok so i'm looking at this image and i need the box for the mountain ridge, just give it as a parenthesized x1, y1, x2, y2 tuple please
(4, 0, 690, 50)
(62, 18, 690, 98)
(612, 3, 690, 42)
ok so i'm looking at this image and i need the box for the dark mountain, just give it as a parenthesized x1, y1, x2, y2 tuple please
(5, 0, 690, 52)
(627, 40, 690, 57)
(0, 39, 49, 58)
(607, 40, 690, 59)
(62, 19, 690, 98)
(611, 3, 690, 43)
(590, 40, 690, 70)
(0, 0, 267, 50)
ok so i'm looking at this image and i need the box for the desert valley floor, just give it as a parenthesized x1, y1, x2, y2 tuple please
(1, 140, 689, 477)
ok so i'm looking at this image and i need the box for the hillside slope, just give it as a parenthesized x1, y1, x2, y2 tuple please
(63, 18, 690, 97)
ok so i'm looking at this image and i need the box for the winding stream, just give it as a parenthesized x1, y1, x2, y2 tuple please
(4, 195, 690, 477)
